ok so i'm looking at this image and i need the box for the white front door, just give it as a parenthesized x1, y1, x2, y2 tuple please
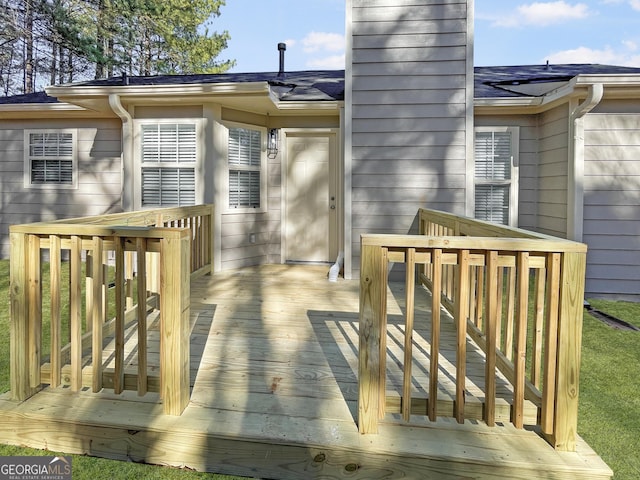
(285, 133, 338, 263)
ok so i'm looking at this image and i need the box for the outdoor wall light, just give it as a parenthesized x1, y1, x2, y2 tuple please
(267, 128, 279, 158)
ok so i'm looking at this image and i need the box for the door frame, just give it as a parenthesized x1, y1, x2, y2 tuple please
(281, 128, 342, 264)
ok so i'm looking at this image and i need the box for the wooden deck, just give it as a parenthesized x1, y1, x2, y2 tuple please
(0, 265, 612, 479)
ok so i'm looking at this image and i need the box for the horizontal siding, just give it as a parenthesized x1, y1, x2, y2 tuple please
(536, 105, 569, 238)
(349, 0, 470, 276)
(0, 119, 123, 258)
(583, 113, 640, 299)
(220, 154, 281, 270)
(353, 32, 466, 49)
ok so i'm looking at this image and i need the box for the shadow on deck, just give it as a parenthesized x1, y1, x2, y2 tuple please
(0, 265, 611, 479)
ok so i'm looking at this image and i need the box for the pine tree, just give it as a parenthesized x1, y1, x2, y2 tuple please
(0, 0, 235, 95)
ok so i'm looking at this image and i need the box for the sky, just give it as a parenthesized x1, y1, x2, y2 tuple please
(211, 0, 640, 73)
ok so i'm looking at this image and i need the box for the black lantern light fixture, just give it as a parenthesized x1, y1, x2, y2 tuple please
(267, 128, 279, 158)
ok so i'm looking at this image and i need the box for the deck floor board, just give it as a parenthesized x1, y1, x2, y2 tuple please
(0, 265, 612, 479)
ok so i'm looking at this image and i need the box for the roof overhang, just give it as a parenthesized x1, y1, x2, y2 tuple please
(0, 101, 114, 119)
(45, 81, 342, 116)
(475, 73, 640, 115)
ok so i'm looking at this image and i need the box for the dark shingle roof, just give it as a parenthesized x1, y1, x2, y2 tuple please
(70, 70, 345, 101)
(0, 90, 61, 104)
(475, 63, 640, 98)
(3, 64, 640, 105)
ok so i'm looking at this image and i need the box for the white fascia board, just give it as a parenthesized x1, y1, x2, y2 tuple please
(46, 81, 271, 99)
(274, 100, 343, 112)
(0, 102, 86, 112)
(474, 97, 543, 108)
(574, 74, 640, 86)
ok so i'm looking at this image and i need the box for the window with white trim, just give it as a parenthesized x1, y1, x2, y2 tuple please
(25, 130, 76, 188)
(474, 127, 519, 226)
(227, 127, 264, 210)
(140, 123, 196, 206)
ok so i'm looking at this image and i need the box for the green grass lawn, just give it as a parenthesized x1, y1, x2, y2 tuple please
(1, 258, 639, 479)
(579, 299, 640, 480)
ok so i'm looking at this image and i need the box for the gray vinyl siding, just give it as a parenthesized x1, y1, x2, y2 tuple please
(583, 111, 640, 300)
(0, 119, 123, 258)
(348, 0, 471, 275)
(220, 153, 282, 270)
(536, 105, 569, 238)
(474, 115, 539, 230)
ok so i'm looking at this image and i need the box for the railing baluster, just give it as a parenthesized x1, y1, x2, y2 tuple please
(379, 247, 389, 420)
(504, 266, 517, 360)
(27, 235, 41, 389)
(137, 238, 148, 396)
(454, 249, 470, 423)
(541, 253, 561, 435)
(402, 248, 416, 422)
(468, 265, 477, 326)
(476, 266, 484, 331)
(428, 248, 442, 421)
(496, 266, 504, 351)
(49, 235, 62, 388)
(125, 251, 134, 310)
(532, 267, 546, 388)
(114, 237, 125, 394)
(484, 250, 498, 426)
(513, 252, 530, 428)
(70, 235, 83, 392)
(102, 249, 109, 325)
(92, 236, 104, 392)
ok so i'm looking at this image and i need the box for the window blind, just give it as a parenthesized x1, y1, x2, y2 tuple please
(475, 131, 511, 180)
(228, 127, 262, 209)
(140, 123, 197, 206)
(142, 167, 195, 206)
(29, 132, 74, 185)
(474, 129, 515, 226)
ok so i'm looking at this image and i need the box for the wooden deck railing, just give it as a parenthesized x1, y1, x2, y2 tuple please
(358, 208, 587, 452)
(9, 204, 214, 415)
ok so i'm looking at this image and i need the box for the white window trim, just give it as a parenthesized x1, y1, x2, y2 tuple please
(222, 122, 268, 214)
(133, 118, 203, 209)
(472, 126, 520, 227)
(23, 129, 78, 190)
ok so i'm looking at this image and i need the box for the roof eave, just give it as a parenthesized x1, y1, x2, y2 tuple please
(474, 96, 543, 114)
(0, 101, 110, 118)
(46, 81, 271, 98)
(274, 100, 344, 113)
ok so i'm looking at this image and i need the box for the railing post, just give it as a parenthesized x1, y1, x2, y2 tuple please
(160, 229, 191, 415)
(358, 241, 387, 433)
(549, 251, 586, 451)
(9, 231, 39, 401)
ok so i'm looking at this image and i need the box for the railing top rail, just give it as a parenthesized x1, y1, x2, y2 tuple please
(17, 204, 214, 228)
(362, 233, 587, 254)
(10, 224, 191, 239)
(418, 208, 573, 242)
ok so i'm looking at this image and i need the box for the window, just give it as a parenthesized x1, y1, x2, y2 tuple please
(474, 127, 519, 226)
(25, 130, 76, 188)
(227, 127, 264, 210)
(140, 123, 196, 206)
